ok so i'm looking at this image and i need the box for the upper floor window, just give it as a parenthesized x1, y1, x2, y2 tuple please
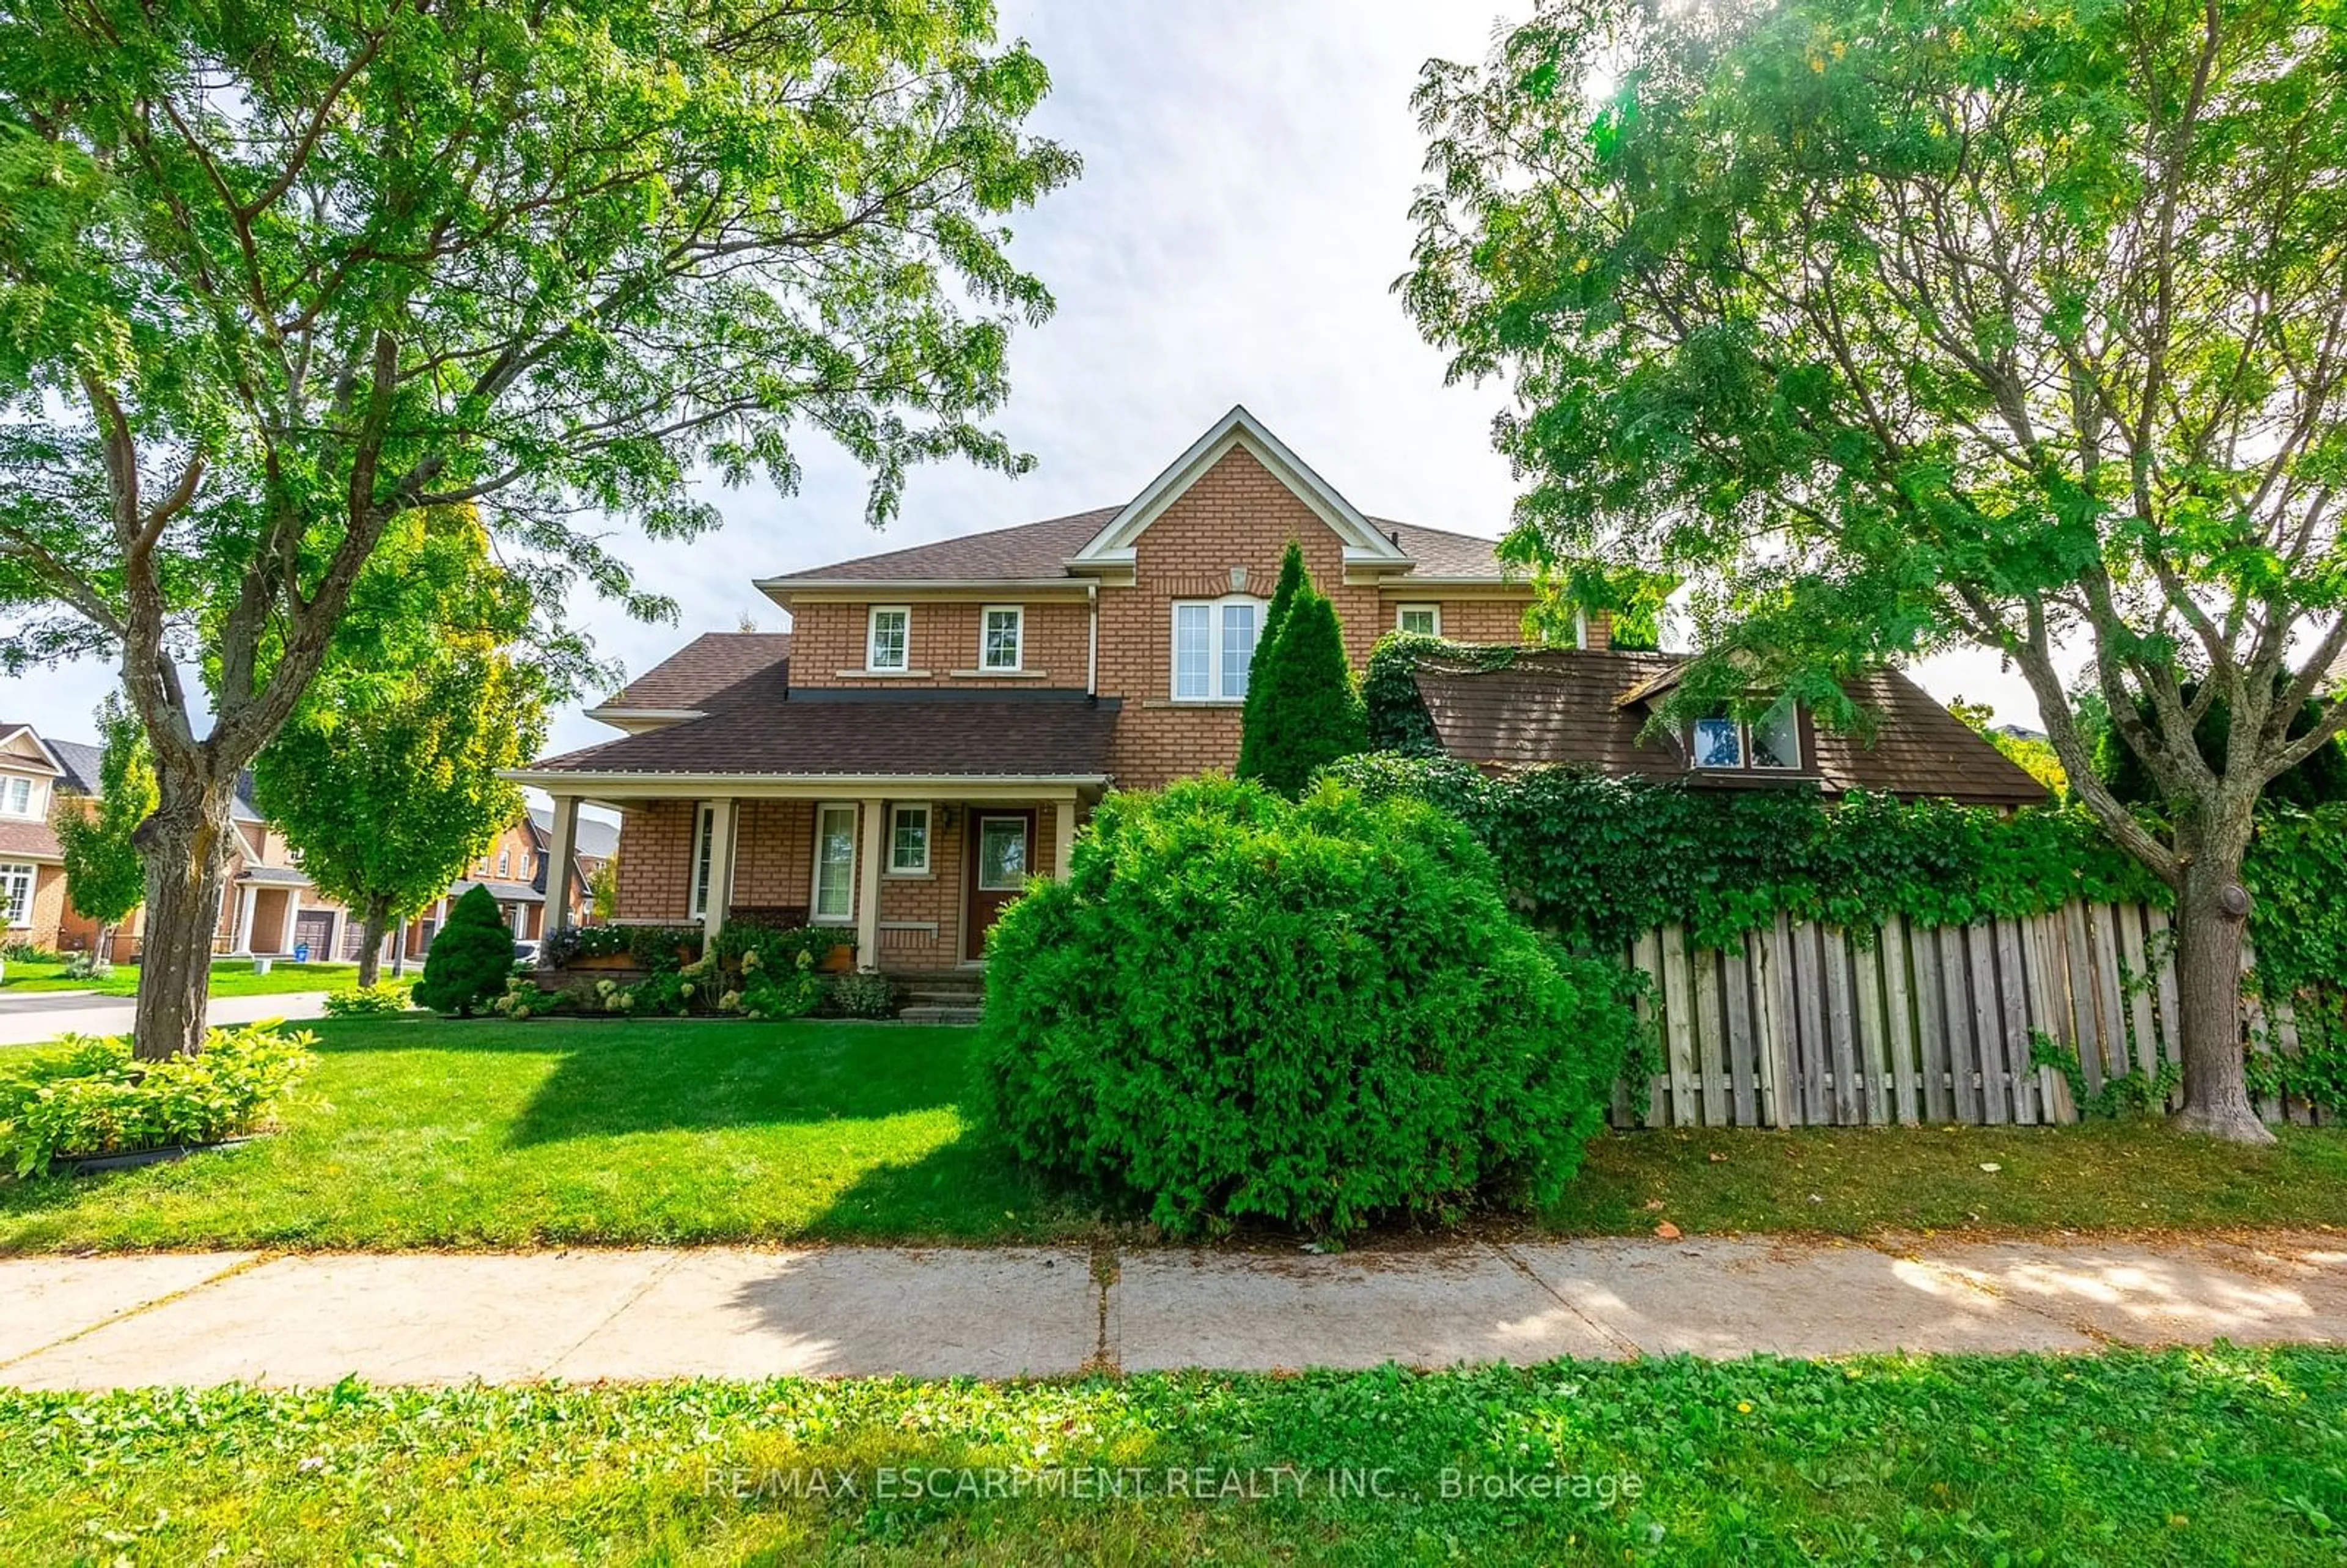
(1694, 702, 1802, 772)
(981, 606, 1023, 672)
(1173, 597, 1257, 702)
(0, 776, 35, 818)
(867, 606, 911, 672)
(497, 850, 510, 878)
(1397, 604, 1441, 637)
(0, 861, 31, 925)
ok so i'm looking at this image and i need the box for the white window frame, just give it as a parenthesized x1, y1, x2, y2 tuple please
(866, 605, 911, 672)
(0, 776, 35, 818)
(1749, 702, 1803, 771)
(1691, 705, 1804, 772)
(689, 804, 718, 920)
(979, 606, 1024, 672)
(0, 861, 32, 926)
(1396, 604, 1441, 637)
(496, 849, 510, 879)
(1170, 595, 1261, 703)
(811, 802, 859, 923)
(887, 802, 931, 876)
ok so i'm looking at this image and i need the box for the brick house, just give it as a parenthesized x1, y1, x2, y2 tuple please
(514, 406, 1562, 973)
(0, 722, 354, 959)
(386, 807, 617, 961)
(3, 720, 616, 965)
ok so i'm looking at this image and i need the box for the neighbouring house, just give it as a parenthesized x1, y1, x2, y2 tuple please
(0, 722, 356, 959)
(386, 807, 619, 961)
(1402, 647, 2050, 807)
(2, 719, 617, 966)
(512, 406, 1561, 973)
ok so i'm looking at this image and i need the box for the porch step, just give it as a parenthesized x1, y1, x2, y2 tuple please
(900, 986, 985, 1005)
(898, 1004, 984, 1025)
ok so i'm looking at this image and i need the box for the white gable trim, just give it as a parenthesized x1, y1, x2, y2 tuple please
(0, 726, 64, 776)
(1069, 405, 1414, 571)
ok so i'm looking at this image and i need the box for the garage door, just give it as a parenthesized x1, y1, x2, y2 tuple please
(293, 909, 335, 958)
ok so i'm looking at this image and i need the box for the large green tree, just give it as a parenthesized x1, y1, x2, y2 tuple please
(0, 1, 1076, 1057)
(52, 694, 154, 954)
(1405, 0, 2347, 1141)
(252, 508, 548, 988)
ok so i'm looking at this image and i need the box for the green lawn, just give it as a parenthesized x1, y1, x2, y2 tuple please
(0, 1016, 1070, 1250)
(0, 957, 363, 998)
(2, 1349, 2341, 1563)
(2, 1016, 2343, 1252)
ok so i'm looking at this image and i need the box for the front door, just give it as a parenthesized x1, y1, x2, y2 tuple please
(965, 810, 1034, 959)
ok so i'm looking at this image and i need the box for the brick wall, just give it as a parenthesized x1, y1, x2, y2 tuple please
(788, 599, 1091, 689)
(616, 799, 697, 921)
(877, 804, 963, 965)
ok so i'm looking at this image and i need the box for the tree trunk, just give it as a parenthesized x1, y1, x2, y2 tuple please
(130, 762, 239, 1061)
(2169, 838, 2275, 1145)
(356, 897, 392, 989)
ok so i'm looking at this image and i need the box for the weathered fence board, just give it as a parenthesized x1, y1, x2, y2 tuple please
(1609, 898, 2309, 1130)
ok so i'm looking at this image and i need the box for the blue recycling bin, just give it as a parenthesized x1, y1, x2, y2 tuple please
(293, 942, 312, 962)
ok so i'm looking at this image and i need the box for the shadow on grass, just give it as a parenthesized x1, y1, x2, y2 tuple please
(502, 1018, 972, 1146)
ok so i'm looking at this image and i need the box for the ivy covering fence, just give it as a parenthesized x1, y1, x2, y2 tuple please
(1325, 753, 2347, 1121)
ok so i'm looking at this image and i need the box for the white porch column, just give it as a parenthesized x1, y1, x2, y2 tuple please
(283, 885, 303, 955)
(233, 884, 258, 955)
(1053, 797, 1078, 879)
(543, 794, 581, 930)
(855, 797, 885, 970)
(699, 797, 737, 951)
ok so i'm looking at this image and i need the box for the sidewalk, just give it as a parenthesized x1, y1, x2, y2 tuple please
(2, 1231, 2339, 1388)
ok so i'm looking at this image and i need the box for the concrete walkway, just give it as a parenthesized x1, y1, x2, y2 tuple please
(0, 990, 334, 1047)
(1, 1231, 2340, 1388)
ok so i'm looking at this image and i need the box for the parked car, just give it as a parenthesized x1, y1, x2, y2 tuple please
(512, 939, 540, 965)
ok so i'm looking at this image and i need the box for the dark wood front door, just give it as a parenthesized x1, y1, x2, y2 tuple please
(965, 810, 1035, 959)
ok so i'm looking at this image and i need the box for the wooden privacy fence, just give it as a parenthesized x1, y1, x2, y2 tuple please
(1613, 900, 2332, 1129)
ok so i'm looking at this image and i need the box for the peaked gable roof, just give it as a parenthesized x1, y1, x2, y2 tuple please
(755, 406, 1516, 594)
(1068, 405, 1411, 570)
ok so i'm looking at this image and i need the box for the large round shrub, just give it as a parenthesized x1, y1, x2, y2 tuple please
(974, 776, 1636, 1237)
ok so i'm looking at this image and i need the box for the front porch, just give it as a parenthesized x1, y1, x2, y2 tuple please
(534, 785, 1087, 975)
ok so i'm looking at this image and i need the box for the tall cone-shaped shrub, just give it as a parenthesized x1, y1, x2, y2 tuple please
(1235, 541, 1307, 780)
(1239, 586, 1366, 796)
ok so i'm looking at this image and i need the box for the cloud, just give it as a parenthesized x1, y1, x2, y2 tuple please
(1, 2, 2051, 754)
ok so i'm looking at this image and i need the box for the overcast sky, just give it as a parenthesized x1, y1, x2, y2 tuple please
(2, 1, 2036, 757)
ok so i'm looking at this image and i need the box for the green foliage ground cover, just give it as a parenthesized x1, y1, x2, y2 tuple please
(0, 1024, 314, 1173)
(2, 1349, 2341, 1564)
(976, 777, 1639, 1237)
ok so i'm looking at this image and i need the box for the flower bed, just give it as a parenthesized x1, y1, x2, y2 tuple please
(0, 1024, 317, 1176)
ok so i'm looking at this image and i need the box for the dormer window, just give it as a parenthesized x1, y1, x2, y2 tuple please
(1694, 700, 1802, 771)
(1, 777, 35, 818)
(867, 606, 911, 672)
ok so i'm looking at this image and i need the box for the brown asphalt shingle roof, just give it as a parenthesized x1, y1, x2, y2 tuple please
(771, 508, 1515, 583)
(1414, 649, 2049, 807)
(0, 819, 63, 860)
(534, 692, 1121, 780)
(600, 632, 793, 712)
